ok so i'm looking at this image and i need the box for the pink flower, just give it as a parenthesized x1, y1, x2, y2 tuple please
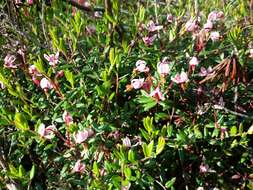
(146, 20, 163, 32)
(189, 56, 199, 71)
(208, 11, 224, 22)
(199, 163, 209, 173)
(0, 81, 5, 89)
(44, 52, 59, 67)
(74, 130, 89, 144)
(135, 60, 149, 73)
(4, 54, 17, 69)
(185, 19, 198, 32)
(15, 0, 21, 4)
(27, 0, 33, 5)
(150, 87, 165, 101)
(29, 65, 41, 76)
(94, 11, 102, 18)
(63, 111, 73, 126)
(56, 70, 64, 78)
(73, 160, 85, 173)
(171, 71, 189, 84)
(142, 35, 156, 46)
(210, 31, 220, 42)
(199, 66, 213, 77)
(131, 78, 144, 89)
(86, 25, 96, 35)
(32, 76, 40, 86)
(40, 78, 53, 90)
(122, 137, 131, 148)
(167, 14, 173, 23)
(38, 123, 57, 139)
(203, 20, 213, 32)
(249, 49, 253, 58)
(157, 59, 170, 76)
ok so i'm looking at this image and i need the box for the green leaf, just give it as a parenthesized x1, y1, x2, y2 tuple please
(128, 149, 135, 163)
(142, 140, 154, 158)
(18, 165, 25, 177)
(34, 58, 45, 74)
(230, 126, 237, 136)
(93, 161, 99, 177)
(165, 177, 176, 188)
(14, 112, 29, 131)
(124, 167, 132, 180)
(247, 125, 253, 134)
(143, 116, 154, 136)
(29, 165, 35, 180)
(156, 137, 165, 156)
(138, 95, 157, 111)
(65, 69, 74, 88)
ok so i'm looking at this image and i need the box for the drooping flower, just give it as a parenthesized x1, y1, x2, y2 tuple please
(142, 35, 156, 46)
(146, 20, 163, 32)
(38, 123, 57, 139)
(171, 71, 189, 84)
(207, 11, 224, 22)
(135, 60, 149, 73)
(199, 163, 209, 173)
(73, 160, 85, 173)
(185, 19, 198, 32)
(122, 137, 131, 148)
(27, 0, 33, 5)
(74, 130, 89, 144)
(157, 58, 170, 76)
(63, 111, 73, 126)
(40, 78, 53, 90)
(203, 20, 213, 32)
(4, 54, 17, 69)
(167, 14, 173, 23)
(249, 49, 253, 58)
(131, 78, 144, 89)
(0, 81, 5, 89)
(199, 66, 213, 77)
(150, 87, 165, 101)
(29, 65, 41, 76)
(44, 52, 59, 67)
(210, 31, 220, 42)
(32, 76, 40, 87)
(189, 56, 199, 71)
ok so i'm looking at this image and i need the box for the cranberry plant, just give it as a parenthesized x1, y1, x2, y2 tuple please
(0, 0, 253, 189)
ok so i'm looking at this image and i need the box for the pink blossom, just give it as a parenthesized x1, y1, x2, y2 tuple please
(135, 60, 149, 73)
(32, 76, 40, 86)
(249, 49, 253, 58)
(150, 87, 165, 101)
(185, 19, 198, 32)
(171, 71, 189, 84)
(40, 78, 53, 90)
(203, 20, 213, 32)
(142, 35, 156, 46)
(38, 123, 57, 139)
(44, 52, 59, 67)
(199, 163, 209, 173)
(86, 25, 96, 35)
(94, 11, 102, 18)
(208, 11, 224, 22)
(0, 81, 5, 89)
(131, 78, 144, 89)
(56, 70, 64, 78)
(146, 20, 163, 32)
(29, 65, 41, 76)
(157, 60, 170, 76)
(63, 111, 73, 126)
(122, 137, 131, 148)
(74, 130, 89, 144)
(210, 31, 220, 42)
(167, 14, 173, 23)
(189, 56, 199, 71)
(4, 54, 17, 69)
(199, 66, 213, 77)
(73, 160, 85, 173)
(15, 0, 21, 4)
(27, 0, 33, 5)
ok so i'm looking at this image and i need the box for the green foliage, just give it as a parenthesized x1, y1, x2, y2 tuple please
(0, 0, 253, 189)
